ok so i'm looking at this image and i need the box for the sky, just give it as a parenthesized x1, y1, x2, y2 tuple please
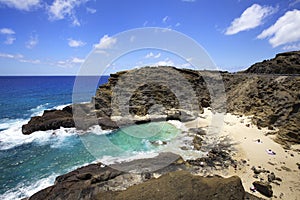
(0, 0, 299, 75)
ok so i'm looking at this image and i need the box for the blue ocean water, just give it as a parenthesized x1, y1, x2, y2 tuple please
(0, 76, 181, 200)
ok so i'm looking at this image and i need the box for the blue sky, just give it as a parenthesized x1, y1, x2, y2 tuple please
(0, 0, 299, 75)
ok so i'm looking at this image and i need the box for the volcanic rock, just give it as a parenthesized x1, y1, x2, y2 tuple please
(253, 181, 273, 197)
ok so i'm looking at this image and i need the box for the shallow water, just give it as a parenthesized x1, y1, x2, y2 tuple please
(0, 121, 180, 199)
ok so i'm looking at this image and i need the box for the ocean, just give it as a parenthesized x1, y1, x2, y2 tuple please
(0, 76, 182, 200)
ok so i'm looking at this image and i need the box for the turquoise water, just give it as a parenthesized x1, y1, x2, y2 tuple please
(0, 77, 181, 200)
(0, 122, 180, 199)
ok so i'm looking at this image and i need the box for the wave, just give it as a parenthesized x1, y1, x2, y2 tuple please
(87, 125, 112, 135)
(0, 173, 57, 200)
(0, 159, 94, 200)
(98, 151, 159, 165)
(30, 103, 50, 116)
(0, 103, 73, 151)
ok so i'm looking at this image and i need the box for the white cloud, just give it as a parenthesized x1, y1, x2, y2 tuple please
(0, 52, 41, 64)
(175, 23, 181, 27)
(55, 57, 84, 67)
(0, 0, 40, 11)
(4, 36, 16, 44)
(154, 58, 174, 66)
(20, 58, 40, 64)
(0, 52, 23, 59)
(145, 52, 161, 59)
(68, 38, 86, 47)
(0, 28, 15, 35)
(94, 35, 117, 49)
(71, 57, 84, 63)
(1, 28, 16, 45)
(181, 0, 196, 2)
(47, 0, 88, 26)
(283, 43, 300, 51)
(225, 4, 276, 35)
(257, 9, 300, 47)
(26, 34, 38, 49)
(86, 7, 96, 14)
(181, 63, 192, 68)
(162, 16, 169, 23)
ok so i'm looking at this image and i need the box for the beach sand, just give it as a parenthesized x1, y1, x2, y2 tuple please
(183, 108, 300, 200)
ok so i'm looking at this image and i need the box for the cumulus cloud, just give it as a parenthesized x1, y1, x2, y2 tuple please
(225, 4, 276, 35)
(47, 0, 88, 26)
(0, 28, 16, 45)
(154, 58, 174, 66)
(68, 38, 86, 47)
(283, 43, 300, 51)
(26, 34, 38, 49)
(0, 0, 40, 11)
(257, 9, 300, 47)
(145, 52, 161, 59)
(0, 28, 15, 35)
(94, 35, 117, 49)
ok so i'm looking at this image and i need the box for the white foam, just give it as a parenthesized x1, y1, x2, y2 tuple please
(87, 125, 112, 135)
(99, 151, 159, 165)
(167, 120, 188, 131)
(0, 120, 79, 150)
(30, 103, 50, 116)
(0, 103, 77, 150)
(52, 103, 71, 111)
(0, 173, 57, 200)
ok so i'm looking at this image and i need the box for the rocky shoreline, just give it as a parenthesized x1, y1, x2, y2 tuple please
(27, 153, 262, 200)
(23, 64, 300, 147)
(22, 51, 300, 199)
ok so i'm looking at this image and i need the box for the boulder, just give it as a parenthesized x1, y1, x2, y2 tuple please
(30, 162, 256, 200)
(22, 108, 75, 135)
(253, 181, 273, 197)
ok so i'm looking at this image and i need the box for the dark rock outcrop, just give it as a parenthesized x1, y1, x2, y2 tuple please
(253, 181, 273, 197)
(29, 153, 260, 200)
(243, 51, 300, 74)
(22, 106, 75, 135)
(22, 52, 300, 146)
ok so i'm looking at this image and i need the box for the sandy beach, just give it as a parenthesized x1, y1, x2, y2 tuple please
(182, 108, 300, 199)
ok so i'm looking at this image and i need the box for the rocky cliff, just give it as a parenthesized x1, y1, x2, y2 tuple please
(243, 51, 300, 74)
(22, 51, 300, 200)
(22, 65, 300, 146)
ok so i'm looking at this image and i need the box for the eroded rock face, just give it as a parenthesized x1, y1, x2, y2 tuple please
(22, 59, 300, 146)
(244, 51, 300, 74)
(96, 171, 246, 200)
(22, 106, 75, 135)
(28, 153, 260, 200)
(28, 152, 186, 200)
